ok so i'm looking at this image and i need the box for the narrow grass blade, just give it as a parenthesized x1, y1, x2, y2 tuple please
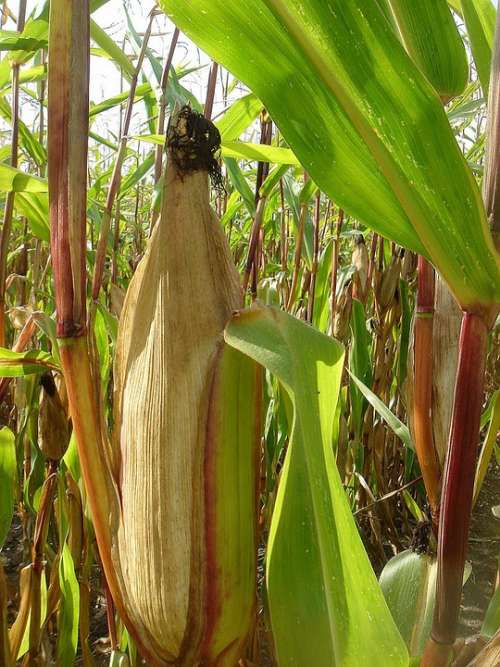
(349, 370, 414, 451)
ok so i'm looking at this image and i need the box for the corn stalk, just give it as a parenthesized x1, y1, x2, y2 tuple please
(48, 4, 261, 664)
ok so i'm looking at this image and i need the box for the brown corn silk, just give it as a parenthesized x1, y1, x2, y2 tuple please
(111, 110, 260, 665)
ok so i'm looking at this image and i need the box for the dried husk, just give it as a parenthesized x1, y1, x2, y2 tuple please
(432, 275, 461, 466)
(111, 110, 260, 665)
(38, 373, 70, 461)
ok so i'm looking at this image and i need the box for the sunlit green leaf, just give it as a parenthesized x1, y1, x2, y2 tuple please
(225, 304, 408, 667)
(160, 0, 500, 310)
(460, 0, 497, 94)
(0, 347, 59, 377)
(57, 543, 80, 665)
(348, 370, 414, 451)
(0, 164, 47, 193)
(388, 0, 468, 99)
(0, 427, 16, 549)
(380, 550, 437, 657)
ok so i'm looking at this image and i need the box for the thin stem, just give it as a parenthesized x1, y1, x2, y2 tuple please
(154, 27, 179, 184)
(307, 190, 321, 323)
(0, 0, 27, 346)
(91, 11, 155, 305)
(204, 61, 219, 119)
(330, 208, 344, 335)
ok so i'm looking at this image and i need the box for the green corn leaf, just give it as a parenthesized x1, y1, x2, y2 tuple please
(89, 82, 152, 117)
(0, 427, 16, 549)
(160, 0, 500, 310)
(349, 299, 372, 439)
(0, 348, 59, 377)
(0, 28, 47, 53)
(225, 304, 408, 667)
(448, 0, 463, 14)
(473, 390, 500, 504)
(133, 133, 300, 165)
(460, 0, 497, 95)
(15, 192, 50, 242)
(388, 0, 468, 99)
(348, 370, 414, 451)
(482, 579, 500, 638)
(118, 152, 155, 200)
(224, 157, 256, 215)
(380, 550, 437, 657)
(0, 164, 47, 193)
(222, 141, 300, 165)
(56, 543, 80, 665)
(90, 18, 135, 80)
(215, 92, 262, 141)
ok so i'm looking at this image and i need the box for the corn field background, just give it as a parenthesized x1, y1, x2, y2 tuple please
(0, 1, 499, 666)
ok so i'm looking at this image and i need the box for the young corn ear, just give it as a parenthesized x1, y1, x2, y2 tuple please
(111, 107, 261, 665)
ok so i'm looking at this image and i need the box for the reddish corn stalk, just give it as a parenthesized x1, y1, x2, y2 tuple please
(423, 314, 488, 663)
(413, 256, 441, 525)
(47, 2, 143, 658)
(204, 61, 219, 119)
(423, 14, 500, 663)
(48, 0, 89, 338)
(242, 115, 272, 294)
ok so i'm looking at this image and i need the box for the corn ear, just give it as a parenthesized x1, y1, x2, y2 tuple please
(112, 107, 261, 665)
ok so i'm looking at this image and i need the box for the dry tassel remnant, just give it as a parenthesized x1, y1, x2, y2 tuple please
(110, 106, 261, 665)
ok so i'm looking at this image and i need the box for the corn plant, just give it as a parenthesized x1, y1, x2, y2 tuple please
(0, 0, 499, 666)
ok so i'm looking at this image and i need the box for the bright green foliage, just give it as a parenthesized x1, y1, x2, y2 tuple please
(0, 165, 46, 193)
(380, 550, 437, 657)
(388, 0, 469, 99)
(57, 543, 80, 665)
(482, 580, 500, 638)
(0, 427, 16, 549)
(460, 0, 497, 94)
(349, 371, 414, 451)
(0, 348, 59, 377)
(160, 0, 500, 310)
(225, 304, 408, 667)
(215, 92, 262, 140)
(349, 299, 372, 440)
